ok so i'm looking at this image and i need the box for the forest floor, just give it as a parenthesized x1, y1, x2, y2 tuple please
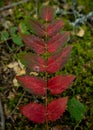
(0, 0, 93, 130)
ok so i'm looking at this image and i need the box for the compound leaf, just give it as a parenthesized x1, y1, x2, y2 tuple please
(22, 35, 45, 54)
(48, 97, 68, 121)
(16, 76, 46, 96)
(19, 102, 46, 123)
(48, 75, 75, 95)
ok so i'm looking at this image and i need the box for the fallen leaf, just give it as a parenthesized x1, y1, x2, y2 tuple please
(13, 78, 20, 87)
(30, 71, 38, 76)
(51, 125, 71, 130)
(43, 1, 50, 6)
(7, 61, 26, 76)
(76, 27, 85, 37)
(4, 104, 10, 116)
(7, 91, 15, 99)
(2, 20, 13, 29)
(51, 125, 62, 130)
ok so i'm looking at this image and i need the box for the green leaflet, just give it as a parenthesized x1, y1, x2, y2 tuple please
(1, 31, 9, 41)
(10, 27, 17, 36)
(10, 26, 23, 46)
(19, 22, 29, 34)
(12, 35, 24, 46)
(68, 97, 86, 121)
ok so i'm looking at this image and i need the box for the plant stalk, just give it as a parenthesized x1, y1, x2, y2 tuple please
(45, 22, 49, 130)
(45, 71, 48, 130)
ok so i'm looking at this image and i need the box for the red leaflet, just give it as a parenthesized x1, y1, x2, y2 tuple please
(46, 46, 72, 73)
(47, 20, 64, 37)
(47, 32, 70, 53)
(47, 98, 68, 121)
(40, 6, 54, 21)
(16, 76, 46, 96)
(20, 53, 46, 72)
(29, 19, 45, 37)
(48, 75, 75, 95)
(19, 102, 46, 123)
(22, 35, 45, 54)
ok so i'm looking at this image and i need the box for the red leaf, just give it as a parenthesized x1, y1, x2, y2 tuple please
(46, 46, 72, 73)
(47, 32, 70, 53)
(47, 20, 64, 37)
(40, 6, 54, 21)
(20, 53, 46, 72)
(48, 75, 75, 95)
(22, 35, 45, 54)
(29, 19, 45, 37)
(19, 102, 46, 123)
(47, 97, 68, 121)
(16, 76, 46, 95)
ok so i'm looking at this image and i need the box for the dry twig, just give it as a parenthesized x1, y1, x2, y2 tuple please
(0, 0, 30, 12)
(8, 91, 26, 118)
(0, 96, 5, 130)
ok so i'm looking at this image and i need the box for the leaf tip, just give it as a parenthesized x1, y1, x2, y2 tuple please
(40, 6, 54, 22)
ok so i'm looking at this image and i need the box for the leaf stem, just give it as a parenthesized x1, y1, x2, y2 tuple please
(45, 22, 49, 130)
(45, 72, 48, 130)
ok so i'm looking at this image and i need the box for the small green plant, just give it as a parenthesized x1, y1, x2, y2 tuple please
(0, 27, 23, 46)
(68, 97, 85, 121)
(16, 6, 76, 130)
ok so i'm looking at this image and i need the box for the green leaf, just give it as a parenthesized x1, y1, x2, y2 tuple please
(0, 0, 4, 7)
(19, 22, 29, 34)
(12, 35, 24, 46)
(1, 31, 9, 41)
(68, 97, 86, 121)
(10, 27, 17, 36)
